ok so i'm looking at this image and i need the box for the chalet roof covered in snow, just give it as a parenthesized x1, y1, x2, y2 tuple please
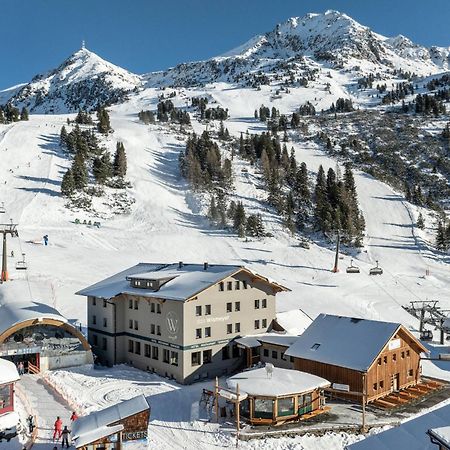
(0, 358, 20, 384)
(275, 309, 313, 335)
(72, 395, 150, 447)
(285, 314, 423, 372)
(346, 403, 450, 450)
(236, 333, 298, 349)
(0, 301, 68, 337)
(76, 263, 289, 301)
(227, 366, 330, 397)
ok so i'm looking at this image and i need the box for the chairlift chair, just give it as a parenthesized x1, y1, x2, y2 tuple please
(346, 259, 360, 274)
(15, 253, 27, 271)
(0, 202, 5, 214)
(420, 330, 433, 341)
(369, 260, 383, 275)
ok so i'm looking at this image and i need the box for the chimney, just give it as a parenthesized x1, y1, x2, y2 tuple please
(203, 262, 209, 271)
(178, 261, 183, 269)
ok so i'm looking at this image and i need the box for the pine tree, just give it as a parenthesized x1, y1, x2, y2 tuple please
(233, 202, 246, 235)
(93, 153, 112, 184)
(246, 214, 265, 238)
(61, 168, 75, 196)
(208, 196, 218, 222)
(113, 142, 127, 178)
(20, 107, 29, 121)
(72, 151, 88, 190)
(97, 106, 111, 134)
(436, 221, 448, 251)
(60, 126, 68, 147)
(416, 212, 425, 230)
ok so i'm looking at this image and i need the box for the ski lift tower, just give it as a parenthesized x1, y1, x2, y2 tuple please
(332, 229, 341, 273)
(0, 221, 19, 282)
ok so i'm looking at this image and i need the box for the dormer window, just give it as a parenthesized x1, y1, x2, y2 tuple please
(127, 273, 177, 291)
(311, 343, 321, 351)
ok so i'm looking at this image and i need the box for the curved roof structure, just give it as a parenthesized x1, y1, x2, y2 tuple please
(227, 367, 330, 397)
(0, 301, 67, 337)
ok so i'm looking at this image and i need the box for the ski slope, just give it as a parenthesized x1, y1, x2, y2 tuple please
(0, 87, 449, 450)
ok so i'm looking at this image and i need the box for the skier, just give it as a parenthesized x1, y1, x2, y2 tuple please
(70, 411, 78, 422)
(53, 416, 63, 441)
(10, 250, 14, 258)
(43, 235, 49, 246)
(27, 415, 35, 433)
(61, 426, 71, 448)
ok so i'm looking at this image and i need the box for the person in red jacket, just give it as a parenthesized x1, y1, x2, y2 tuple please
(53, 416, 63, 440)
(70, 412, 78, 422)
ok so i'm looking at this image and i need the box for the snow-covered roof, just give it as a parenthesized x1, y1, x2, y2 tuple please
(235, 333, 298, 349)
(0, 301, 68, 337)
(227, 367, 330, 397)
(0, 358, 20, 384)
(285, 314, 406, 372)
(346, 403, 450, 450)
(276, 309, 313, 335)
(72, 395, 150, 447)
(428, 426, 450, 448)
(76, 263, 289, 302)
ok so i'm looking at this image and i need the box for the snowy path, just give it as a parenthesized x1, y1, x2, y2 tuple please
(18, 375, 73, 448)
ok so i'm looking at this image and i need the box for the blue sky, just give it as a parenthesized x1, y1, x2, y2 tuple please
(1, 0, 449, 90)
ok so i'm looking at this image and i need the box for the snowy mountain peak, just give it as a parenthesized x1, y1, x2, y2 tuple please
(3, 47, 142, 113)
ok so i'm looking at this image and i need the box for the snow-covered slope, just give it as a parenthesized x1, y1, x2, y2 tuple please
(3, 47, 142, 113)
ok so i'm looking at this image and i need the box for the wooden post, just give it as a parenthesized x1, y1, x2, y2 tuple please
(214, 377, 219, 423)
(362, 373, 367, 433)
(236, 384, 240, 447)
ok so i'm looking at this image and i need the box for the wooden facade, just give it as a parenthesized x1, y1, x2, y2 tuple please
(293, 326, 426, 403)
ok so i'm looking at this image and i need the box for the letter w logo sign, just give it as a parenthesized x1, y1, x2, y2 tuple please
(166, 312, 179, 334)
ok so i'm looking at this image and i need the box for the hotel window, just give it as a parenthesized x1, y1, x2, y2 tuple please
(170, 351, 178, 366)
(205, 304, 211, 315)
(163, 349, 170, 363)
(93, 334, 98, 346)
(150, 324, 155, 335)
(129, 319, 133, 329)
(205, 327, 211, 338)
(196, 305, 202, 316)
(235, 281, 240, 290)
(134, 300, 139, 310)
(92, 315, 97, 325)
(263, 348, 269, 357)
(262, 299, 267, 309)
(226, 302, 232, 313)
(219, 282, 224, 292)
(254, 320, 260, 329)
(129, 299, 133, 309)
(271, 350, 278, 359)
(191, 351, 201, 366)
(235, 302, 240, 312)
(156, 325, 161, 336)
(103, 300, 107, 308)
(203, 349, 212, 364)
(134, 341, 141, 355)
(128, 340, 134, 353)
(243, 280, 248, 289)
(103, 318, 107, 327)
(196, 328, 202, 339)
(145, 344, 151, 358)
(227, 324, 232, 334)
(134, 320, 139, 331)
(262, 319, 267, 328)
(254, 299, 260, 309)
(235, 323, 240, 333)
(92, 297, 97, 306)
(227, 281, 233, 291)
(156, 304, 161, 314)
(152, 346, 159, 360)
(151, 303, 155, 313)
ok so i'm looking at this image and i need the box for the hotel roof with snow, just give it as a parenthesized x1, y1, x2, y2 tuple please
(76, 262, 289, 301)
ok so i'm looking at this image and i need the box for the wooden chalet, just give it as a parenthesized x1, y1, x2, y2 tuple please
(285, 314, 428, 404)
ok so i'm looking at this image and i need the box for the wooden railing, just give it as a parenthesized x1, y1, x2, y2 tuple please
(27, 362, 40, 374)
